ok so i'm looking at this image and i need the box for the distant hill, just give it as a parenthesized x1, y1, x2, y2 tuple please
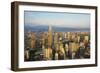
(24, 24, 90, 32)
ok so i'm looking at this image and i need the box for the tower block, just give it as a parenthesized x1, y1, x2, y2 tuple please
(48, 25, 53, 47)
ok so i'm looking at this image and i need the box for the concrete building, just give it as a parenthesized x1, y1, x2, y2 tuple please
(48, 25, 53, 47)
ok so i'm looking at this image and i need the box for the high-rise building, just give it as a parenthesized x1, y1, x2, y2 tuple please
(48, 25, 53, 47)
(84, 35, 89, 42)
(54, 33, 58, 44)
(69, 42, 79, 52)
(67, 32, 71, 41)
(27, 32, 36, 49)
(44, 47, 52, 60)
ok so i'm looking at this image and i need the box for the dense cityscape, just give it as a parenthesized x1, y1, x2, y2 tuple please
(24, 25, 90, 61)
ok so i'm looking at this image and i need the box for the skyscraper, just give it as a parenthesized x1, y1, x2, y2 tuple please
(48, 25, 52, 47)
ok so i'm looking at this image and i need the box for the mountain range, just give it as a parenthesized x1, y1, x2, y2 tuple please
(24, 24, 90, 32)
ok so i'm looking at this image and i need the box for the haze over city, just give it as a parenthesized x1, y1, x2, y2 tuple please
(24, 11, 90, 29)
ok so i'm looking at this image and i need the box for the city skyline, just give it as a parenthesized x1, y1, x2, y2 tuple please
(24, 11, 90, 61)
(24, 11, 90, 29)
(24, 25, 90, 61)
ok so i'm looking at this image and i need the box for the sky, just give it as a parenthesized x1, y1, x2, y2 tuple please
(24, 11, 90, 29)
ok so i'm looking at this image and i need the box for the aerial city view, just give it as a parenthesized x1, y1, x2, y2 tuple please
(24, 11, 90, 61)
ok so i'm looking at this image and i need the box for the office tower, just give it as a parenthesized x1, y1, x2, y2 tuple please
(44, 47, 52, 60)
(71, 33, 76, 41)
(54, 33, 58, 45)
(48, 25, 53, 47)
(55, 52, 58, 60)
(59, 43, 65, 59)
(67, 32, 71, 41)
(25, 50, 29, 60)
(30, 33, 36, 49)
(84, 35, 89, 42)
(65, 43, 69, 53)
(64, 32, 67, 39)
(69, 42, 79, 52)
(77, 35, 80, 43)
(26, 32, 36, 49)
